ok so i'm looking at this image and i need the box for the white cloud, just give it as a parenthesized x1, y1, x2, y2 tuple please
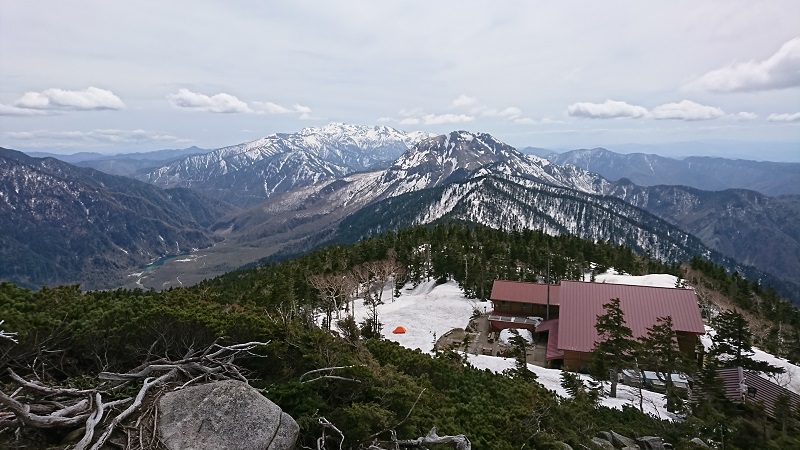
(13, 86, 125, 111)
(293, 104, 313, 120)
(0, 104, 54, 116)
(687, 37, 800, 92)
(767, 112, 800, 122)
(253, 101, 313, 119)
(482, 106, 522, 119)
(422, 113, 474, 125)
(255, 101, 294, 114)
(651, 100, 725, 121)
(734, 111, 758, 120)
(450, 95, 479, 109)
(566, 100, 648, 119)
(5, 129, 187, 144)
(399, 117, 420, 125)
(0, 87, 125, 115)
(167, 88, 252, 113)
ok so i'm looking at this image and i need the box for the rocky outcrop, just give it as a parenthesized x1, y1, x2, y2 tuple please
(583, 430, 673, 450)
(158, 380, 298, 450)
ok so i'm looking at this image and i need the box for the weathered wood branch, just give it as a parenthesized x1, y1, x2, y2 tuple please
(89, 370, 177, 450)
(300, 365, 364, 384)
(0, 338, 270, 448)
(7, 368, 96, 396)
(317, 416, 345, 450)
(395, 427, 472, 450)
(0, 389, 90, 428)
(0, 319, 18, 343)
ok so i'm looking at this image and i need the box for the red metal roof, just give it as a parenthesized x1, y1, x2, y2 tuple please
(556, 281, 704, 353)
(490, 280, 560, 305)
(717, 367, 800, 418)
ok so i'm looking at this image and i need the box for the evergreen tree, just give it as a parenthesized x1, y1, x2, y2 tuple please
(591, 297, 637, 398)
(506, 329, 536, 381)
(639, 315, 692, 412)
(711, 310, 784, 375)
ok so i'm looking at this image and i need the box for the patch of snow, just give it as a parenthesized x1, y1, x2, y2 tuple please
(498, 328, 534, 344)
(592, 268, 680, 288)
(351, 278, 679, 420)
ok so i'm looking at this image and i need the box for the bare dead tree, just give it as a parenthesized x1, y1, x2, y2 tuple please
(0, 339, 269, 450)
(308, 272, 358, 329)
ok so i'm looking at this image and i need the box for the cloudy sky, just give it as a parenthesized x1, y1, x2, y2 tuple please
(1, 1, 799, 159)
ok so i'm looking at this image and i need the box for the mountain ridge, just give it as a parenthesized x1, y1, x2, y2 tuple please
(550, 147, 800, 196)
(0, 148, 234, 289)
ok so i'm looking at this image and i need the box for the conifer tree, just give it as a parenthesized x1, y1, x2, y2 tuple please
(507, 329, 536, 380)
(591, 297, 637, 398)
(711, 310, 784, 375)
(639, 315, 692, 412)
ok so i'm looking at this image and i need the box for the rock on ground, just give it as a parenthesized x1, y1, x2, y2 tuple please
(158, 380, 299, 450)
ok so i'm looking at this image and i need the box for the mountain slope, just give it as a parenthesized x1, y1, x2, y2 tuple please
(138, 123, 432, 207)
(606, 180, 800, 288)
(338, 175, 712, 262)
(550, 148, 800, 196)
(0, 148, 235, 289)
(334, 175, 800, 302)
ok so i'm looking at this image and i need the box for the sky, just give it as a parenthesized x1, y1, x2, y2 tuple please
(1, 1, 799, 160)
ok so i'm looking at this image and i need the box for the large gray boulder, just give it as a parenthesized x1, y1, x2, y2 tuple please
(636, 436, 667, 450)
(609, 430, 637, 449)
(591, 437, 616, 450)
(158, 380, 299, 450)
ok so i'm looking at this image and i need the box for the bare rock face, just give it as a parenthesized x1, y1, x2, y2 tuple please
(158, 380, 298, 450)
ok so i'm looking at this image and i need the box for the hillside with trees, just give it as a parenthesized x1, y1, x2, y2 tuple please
(1, 224, 798, 449)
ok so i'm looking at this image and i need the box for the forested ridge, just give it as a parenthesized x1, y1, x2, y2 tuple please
(1, 224, 799, 449)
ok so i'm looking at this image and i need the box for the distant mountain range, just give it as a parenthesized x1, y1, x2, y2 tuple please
(607, 181, 800, 288)
(137, 123, 433, 207)
(27, 146, 209, 177)
(6, 124, 799, 303)
(197, 130, 798, 301)
(0, 148, 234, 289)
(548, 148, 800, 196)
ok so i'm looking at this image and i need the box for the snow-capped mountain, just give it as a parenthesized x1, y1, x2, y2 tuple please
(338, 174, 716, 263)
(376, 130, 611, 198)
(138, 123, 433, 207)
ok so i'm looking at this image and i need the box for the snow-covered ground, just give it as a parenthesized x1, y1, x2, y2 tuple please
(349, 270, 800, 422)
(351, 271, 685, 420)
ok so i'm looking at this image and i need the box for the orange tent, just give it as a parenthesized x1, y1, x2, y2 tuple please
(392, 326, 406, 334)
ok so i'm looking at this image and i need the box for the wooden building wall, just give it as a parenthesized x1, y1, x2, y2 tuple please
(492, 301, 558, 319)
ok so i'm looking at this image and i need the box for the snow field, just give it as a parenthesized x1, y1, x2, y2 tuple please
(349, 270, 800, 422)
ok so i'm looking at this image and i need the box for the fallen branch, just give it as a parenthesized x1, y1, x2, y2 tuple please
(395, 427, 472, 450)
(0, 338, 270, 449)
(300, 365, 364, 384)
(0, 389, 91, 428)
(88, 370, 177, 450)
